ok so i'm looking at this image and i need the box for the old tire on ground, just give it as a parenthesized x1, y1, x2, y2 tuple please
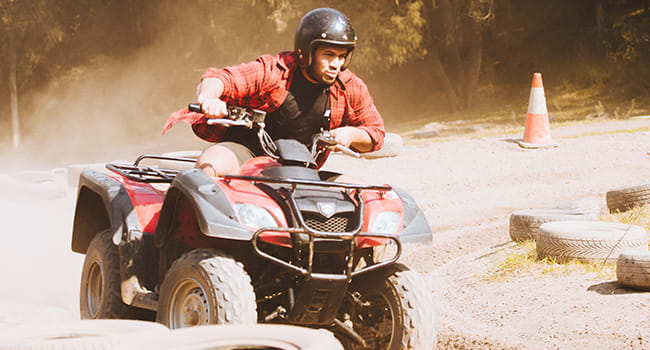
(124, 324, 343, 350)
(616, 250, 650, 290)
(509, 208, 597, 242)
(0, 319, 168, 350)
(339, 263, 436, 350)
(606, 183, 650, 213)
(361, 132, 403, 159)
(80, 229, 152, 320)
(536, 221, 648, 263)
(157, 249, 257, 329)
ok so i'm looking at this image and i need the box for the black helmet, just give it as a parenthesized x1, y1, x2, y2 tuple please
(294, 8, 357, 71)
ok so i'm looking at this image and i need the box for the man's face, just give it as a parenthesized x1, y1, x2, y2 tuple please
(308, 45, 349, 85)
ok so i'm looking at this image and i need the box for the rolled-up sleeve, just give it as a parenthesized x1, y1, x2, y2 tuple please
(200, 55, 276, 107)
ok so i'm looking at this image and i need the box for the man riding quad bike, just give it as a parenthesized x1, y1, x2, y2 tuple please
(71, 8, 436, 350)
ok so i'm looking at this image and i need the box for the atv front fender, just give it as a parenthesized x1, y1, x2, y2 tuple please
(393, 186, 433, 245)
(154, 169, 252, 248)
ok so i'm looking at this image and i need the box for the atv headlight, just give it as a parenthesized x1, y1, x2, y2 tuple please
(370, 211, 401, 234)
(234, 203, 278, 229)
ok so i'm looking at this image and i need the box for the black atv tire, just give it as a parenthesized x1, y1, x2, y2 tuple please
(157, 249, 257, 329)
(80, 229, 151, 320)
(340, 263, 436, 350)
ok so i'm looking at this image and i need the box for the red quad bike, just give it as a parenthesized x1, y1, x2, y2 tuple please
(72, 105, 436, 349)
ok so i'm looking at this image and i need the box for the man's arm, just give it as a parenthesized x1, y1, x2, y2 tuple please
(333, 75, 385, 153)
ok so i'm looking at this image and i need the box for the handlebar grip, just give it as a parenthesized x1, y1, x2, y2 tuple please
(188, 103, 203, 113)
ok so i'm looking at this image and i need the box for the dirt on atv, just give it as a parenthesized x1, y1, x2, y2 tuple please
(1, 117, 649, 349)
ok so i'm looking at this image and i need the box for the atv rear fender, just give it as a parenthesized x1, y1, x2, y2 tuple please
(71, 170, 158, 311)
(154, 168, 253, 249)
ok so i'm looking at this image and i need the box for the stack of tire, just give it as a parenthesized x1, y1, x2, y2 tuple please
(606, 184, 650, 291)
(508, 184, 650, 283)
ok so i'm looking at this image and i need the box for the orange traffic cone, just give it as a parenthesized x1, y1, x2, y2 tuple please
(516, 73, 557, 149)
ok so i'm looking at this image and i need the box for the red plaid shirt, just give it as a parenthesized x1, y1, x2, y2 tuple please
(163, 51, 385, 151)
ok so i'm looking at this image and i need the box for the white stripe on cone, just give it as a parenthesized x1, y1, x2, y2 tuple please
(527, 87, 548, 115)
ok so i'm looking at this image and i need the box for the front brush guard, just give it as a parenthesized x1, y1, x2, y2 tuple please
(252, 228, 401, 281)
(246, 180, 403, 282)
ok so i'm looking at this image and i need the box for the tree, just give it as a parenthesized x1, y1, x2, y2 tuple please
(0, 0, 66, 149)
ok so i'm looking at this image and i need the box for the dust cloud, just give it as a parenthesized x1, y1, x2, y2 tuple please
(3, 40, 205, 171)
(0, 3, 290, 323)
(0, 2, 296, 171)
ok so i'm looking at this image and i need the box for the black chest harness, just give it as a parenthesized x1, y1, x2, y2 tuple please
(224, 72, 331, 156)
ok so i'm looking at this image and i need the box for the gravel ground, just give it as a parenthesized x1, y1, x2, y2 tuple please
(0, 118, 648, 348)
(326, 118, 650, 349)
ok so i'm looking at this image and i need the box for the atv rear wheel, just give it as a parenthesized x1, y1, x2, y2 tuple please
(339, 263, 436, 350)
(157, 249, 257, 329)
(80, 229, 148, 319)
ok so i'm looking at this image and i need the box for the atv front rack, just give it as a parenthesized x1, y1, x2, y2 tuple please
(106, 155, 197, 183)
(242, 177, 402, 282)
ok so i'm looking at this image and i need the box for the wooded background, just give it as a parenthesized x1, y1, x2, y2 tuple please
(0, 0, 648, 160)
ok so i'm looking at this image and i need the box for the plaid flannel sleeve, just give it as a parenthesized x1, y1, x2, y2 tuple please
(344, 78, 385, 152)
(201, 55, 276, 108)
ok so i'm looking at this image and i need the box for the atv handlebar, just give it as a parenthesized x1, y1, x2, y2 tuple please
(189, 103, 266, 128)
(189, 102, 360, 159)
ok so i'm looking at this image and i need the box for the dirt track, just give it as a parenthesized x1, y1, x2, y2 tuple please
(1, 118, 649, 348)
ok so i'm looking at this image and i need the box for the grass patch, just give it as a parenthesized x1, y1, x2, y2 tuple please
(481, 240, 616, 283)
(600, 204, 650, 231)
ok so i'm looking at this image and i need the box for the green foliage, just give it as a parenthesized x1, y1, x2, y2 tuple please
(250, 0, 427, 73)
(343, 0, 426, 71)
(607, 7, 650, 63)
(0, 0, 66, 84)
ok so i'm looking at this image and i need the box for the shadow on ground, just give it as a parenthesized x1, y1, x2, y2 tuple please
(587, 281, 646, 295)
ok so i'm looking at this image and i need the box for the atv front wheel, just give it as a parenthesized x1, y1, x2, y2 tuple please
(339, 263, 436, 350)
(157, 249, 257, 329)
(80, 229, 148, 319)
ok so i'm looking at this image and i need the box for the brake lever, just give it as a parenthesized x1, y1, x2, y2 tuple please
(334, 144, 360, 158)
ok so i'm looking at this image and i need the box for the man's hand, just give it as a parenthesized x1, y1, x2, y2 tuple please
(330, 126, 373, 152)
(197, 96, 228, 118)
(197, 78, 228, 118)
